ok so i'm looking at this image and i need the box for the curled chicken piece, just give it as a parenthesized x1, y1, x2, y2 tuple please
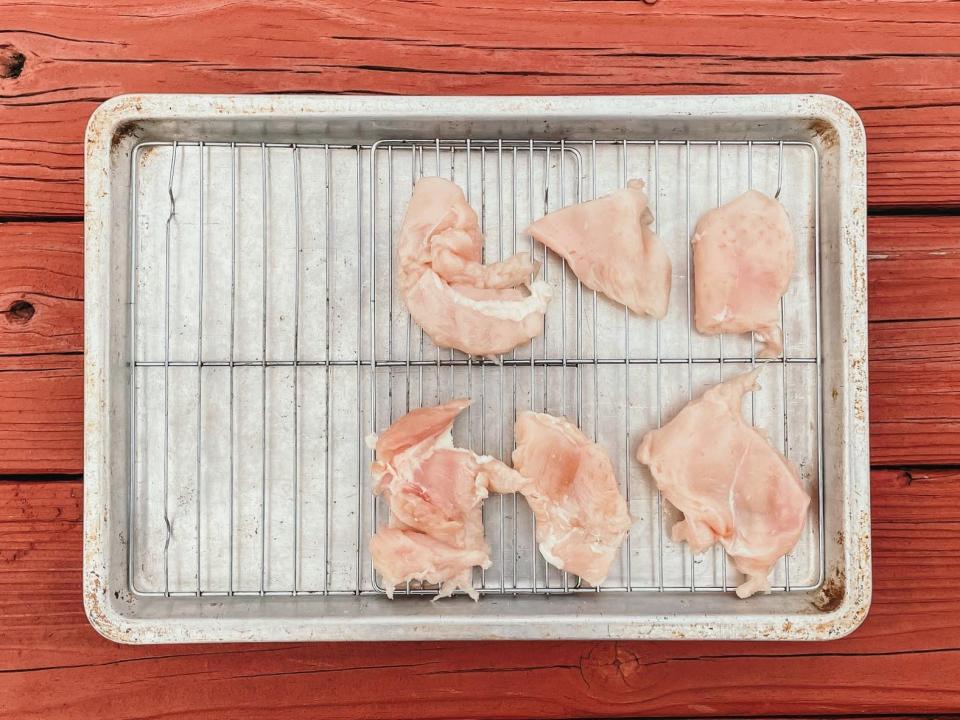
(524, 179, 671, 318)
(693, 190, 795, 358)
(370, 399, 513, 600)
(636, 370, 810, 598)
(431, 243, 539, 289)
(398, 177, 552, 356)
(483, 412, 632, 587)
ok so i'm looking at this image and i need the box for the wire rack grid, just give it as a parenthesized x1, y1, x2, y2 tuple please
(126, 135, 824, 598)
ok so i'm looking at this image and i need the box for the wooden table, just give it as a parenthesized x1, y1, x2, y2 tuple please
(2, 1, 959, 717)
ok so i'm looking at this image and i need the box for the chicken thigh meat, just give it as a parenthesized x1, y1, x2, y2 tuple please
(636, 370, 810, 598)
(692, 190, 795, 358)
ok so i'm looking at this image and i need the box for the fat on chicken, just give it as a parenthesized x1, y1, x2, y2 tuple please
(693, 190, 795, 358)
(636, 370, 810, 598)
(524, 179, 671, 318)
(483, 412, 632, 587)
(370, 398, 513, 600)
(398, 177, 552, 357)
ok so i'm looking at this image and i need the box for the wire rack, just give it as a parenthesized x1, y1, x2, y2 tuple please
(127, 135, 824, 598)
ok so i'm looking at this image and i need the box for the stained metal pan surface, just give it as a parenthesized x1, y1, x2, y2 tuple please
(84, 94, 869, 642)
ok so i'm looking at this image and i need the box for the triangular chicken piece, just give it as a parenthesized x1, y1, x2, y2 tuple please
(524, 179, 671, 318)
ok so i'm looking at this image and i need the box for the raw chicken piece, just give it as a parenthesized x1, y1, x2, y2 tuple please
(693, 190, 795, 358)
(430, 238, 536, 289)
(370, 398, 514, 599)
(483, 412, 632, 586)
(369, 529, 490, 598)
(524, 179, 671, 318)
(398, 177, 552, 356)
(636, 370, 810, 598)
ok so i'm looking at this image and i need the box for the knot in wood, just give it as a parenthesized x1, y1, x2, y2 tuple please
(579, 642, 644, 690)
(6, 300, 36, 324)
(0, 44, 26, 79)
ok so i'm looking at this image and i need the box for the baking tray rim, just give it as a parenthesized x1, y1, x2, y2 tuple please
(83, 93, 869, 643)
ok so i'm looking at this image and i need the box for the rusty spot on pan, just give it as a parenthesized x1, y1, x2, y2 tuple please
(112, 121, 141, 154)
(808, 118, 839, 150)
(139, 145, 157, 168)
(813, 567, 845, 613)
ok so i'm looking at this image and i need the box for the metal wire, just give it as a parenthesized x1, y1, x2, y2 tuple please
(195, 142, 205, 595)
(228, 143, 237, 595)
(127, 138, 824, 598)
(259, 144, 269, 595)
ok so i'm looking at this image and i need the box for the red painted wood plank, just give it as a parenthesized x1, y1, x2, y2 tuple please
(869, 355, 960, 466)
(867, 218, 960, 466)
(868, 217, 960, 464)
(2, 0, 960, 216)
(0, 223, 82, 355)
(869, 216, 960, 323)
(0, 222, 84, 475)
(1, 472, 958, 718)
(0, 354, 82, 475)
(870, 318, 960, 364)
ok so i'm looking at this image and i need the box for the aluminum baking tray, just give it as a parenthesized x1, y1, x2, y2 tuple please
(84, 94, 869, 643)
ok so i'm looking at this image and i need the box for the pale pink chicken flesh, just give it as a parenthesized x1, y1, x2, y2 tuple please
(693, 190, 795, 358)
(370, 398, 514, 599)
(636, 370, 811, 598)
(483, 412, 632, 587)
(524, 179, 671, 318)
(398, 176, 552, 356)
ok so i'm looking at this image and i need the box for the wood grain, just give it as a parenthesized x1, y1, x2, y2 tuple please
(1, 472, 958, 719)
(0, 222, 83, 474)
(870, 353, 960, 466)
(0, 222, 82, 355)
(867, 216, 960, 464)
(869, 216, 960, 323)
(2, 0, 960, 216)
(0, 354, 82, 475)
